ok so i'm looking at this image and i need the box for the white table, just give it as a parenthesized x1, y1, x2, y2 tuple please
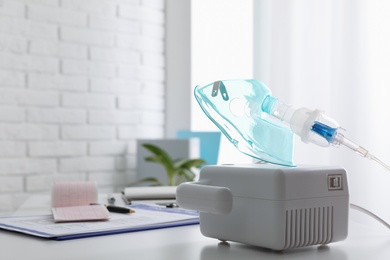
(1, 194, 390, 260)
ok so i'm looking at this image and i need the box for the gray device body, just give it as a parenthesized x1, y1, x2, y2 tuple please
(176, 164, 349, 250)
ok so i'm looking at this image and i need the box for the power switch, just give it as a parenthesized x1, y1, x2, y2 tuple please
(328, 174, 343, 190)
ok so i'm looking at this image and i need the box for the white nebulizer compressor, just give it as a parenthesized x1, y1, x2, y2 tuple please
(176, 79, 390, 250)
(176, 164, 349, 250)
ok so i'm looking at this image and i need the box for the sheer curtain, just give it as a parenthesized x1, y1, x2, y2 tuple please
(254, 0, 390, 222)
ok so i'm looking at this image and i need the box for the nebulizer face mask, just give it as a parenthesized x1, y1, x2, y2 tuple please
(195, 79, 390, 172)
(194, 79, 295, 166)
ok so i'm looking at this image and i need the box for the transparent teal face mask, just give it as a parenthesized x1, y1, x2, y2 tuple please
(194, 79, 295, 166)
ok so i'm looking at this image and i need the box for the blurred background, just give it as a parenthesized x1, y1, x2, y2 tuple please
(0, 0, 390, 224)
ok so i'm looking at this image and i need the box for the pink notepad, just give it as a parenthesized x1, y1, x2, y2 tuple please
(51, 182, 109, 223)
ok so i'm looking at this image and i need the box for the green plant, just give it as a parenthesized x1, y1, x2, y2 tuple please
(139, 143, 207, 186)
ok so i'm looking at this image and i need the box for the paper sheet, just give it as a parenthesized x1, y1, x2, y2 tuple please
(52, 205, 110, 223)
(52, 182, 98, 207)
(51, 182, 108, 223)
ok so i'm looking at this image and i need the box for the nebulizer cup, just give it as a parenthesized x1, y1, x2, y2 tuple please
(262, 96, 340, 147)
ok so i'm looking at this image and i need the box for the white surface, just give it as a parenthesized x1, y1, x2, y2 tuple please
(1, 194, 390, 260)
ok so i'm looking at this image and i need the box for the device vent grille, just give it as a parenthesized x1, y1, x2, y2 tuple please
(284, 206, 334, 249)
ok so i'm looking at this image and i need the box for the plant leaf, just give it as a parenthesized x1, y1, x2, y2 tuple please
(174, 173, 184, 186)
(145, 155, 166, 164)
(173, 169, 196, 186)
(180, 159, 207, 169)
(182, 168, 196, 181)
(128, 177, 163, 186)
(142, 143, 173, 162)
(173, 158, 191, 169)
(141, 143, 207, 186)
(142, 143, 175, 172)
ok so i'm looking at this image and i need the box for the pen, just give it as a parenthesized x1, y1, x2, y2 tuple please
(104, 204, 135, 214)
(90, 203, 135, 214)
(156, 202, 179, 208)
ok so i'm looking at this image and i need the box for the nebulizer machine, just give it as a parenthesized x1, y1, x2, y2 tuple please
(176, 79, 390, 250)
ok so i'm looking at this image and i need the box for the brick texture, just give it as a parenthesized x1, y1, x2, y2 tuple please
(0, 0, 165, 213)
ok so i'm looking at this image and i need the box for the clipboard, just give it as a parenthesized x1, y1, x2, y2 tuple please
(0, 204, 199, 240)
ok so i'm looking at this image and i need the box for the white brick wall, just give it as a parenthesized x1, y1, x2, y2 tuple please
(0, 0, 165, 213)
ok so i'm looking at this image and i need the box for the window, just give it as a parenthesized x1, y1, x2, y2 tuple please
(191, 0, 253, 164)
